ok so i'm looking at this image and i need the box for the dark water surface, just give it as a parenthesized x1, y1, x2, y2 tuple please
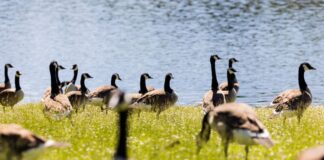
(0, 0, 323, 105)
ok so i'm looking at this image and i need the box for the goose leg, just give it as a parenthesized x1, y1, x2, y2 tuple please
(245, 146, 249, 160)
(3, 106, 5, 113)
(297, 114, 302, 124)
(137, 110, 141, 118)
(156, 111, 161, 119)
(283, 117, 286, 126)
(223, 137, 229, 159)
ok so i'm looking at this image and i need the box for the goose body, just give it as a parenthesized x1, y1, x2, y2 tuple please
(0, 64, 14, 92)
(89, 73, 121, 111)
(0, 71, 24, 111)
(219, 58, 239, 92)
(202, 55, 226, 113)
(41, 65, 66, 102)
(270, 63, 315, 124)
(196, 103, 274, 159)
(134, 73, 177, 118)
(0, 124, 68, 160)
(43, 61, 73, 120)
(126, 73, 154, 104)
(298, 145, 324, 160)
(66, 73, 93, 112)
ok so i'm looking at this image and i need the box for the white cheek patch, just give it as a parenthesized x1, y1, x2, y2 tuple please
(303, 65, 309, 71)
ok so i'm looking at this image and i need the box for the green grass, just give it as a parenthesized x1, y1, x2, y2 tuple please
(0, 104, 324, 160)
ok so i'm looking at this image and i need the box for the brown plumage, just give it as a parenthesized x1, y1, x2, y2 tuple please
(89, 73, 121, 111)
(219, 58, 239, 92)
(43, 61, 73, 120)
(0, 63, 14, 93)
(66, 73, 93, 112)
(298, 145, 324, 160)
(0, 71, 24, 111)
(127, 73, 154, 104)
(134, 73, 177, 118)
(196, 103, 274, 160)
(202, 55, 225, 113)
(0, 124, 68, 160)
(270, 63, 315, 124)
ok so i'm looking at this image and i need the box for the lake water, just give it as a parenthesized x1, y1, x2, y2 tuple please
(0, 0, 323, 106)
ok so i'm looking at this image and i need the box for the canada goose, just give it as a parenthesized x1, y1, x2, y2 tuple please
(126, 73, 154, 104)
(219, 68, 237, 103)
(297, 145, 324, 160)
(134, 73, 178, 118)
(270, 62, 315, 124)
(43, 61, 73, 120)
(0, 63, 14, 92)
(0, 124, 68, 160)
(89, 73, 122, 111)
(113, 91, 129, 160)
(0, 71, 24, 112)
(196, 103, 274, 160)
(41, 65, 66, 102)
(202, 55, 226, 113)
(64, 64, 81, 94)
(219, 58, 239, 92)
(66, 73, 93, 113)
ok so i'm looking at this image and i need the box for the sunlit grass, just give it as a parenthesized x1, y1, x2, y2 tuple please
(0, 104, 323, 160)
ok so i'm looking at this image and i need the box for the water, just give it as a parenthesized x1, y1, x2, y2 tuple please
(0, 0, 323, 106)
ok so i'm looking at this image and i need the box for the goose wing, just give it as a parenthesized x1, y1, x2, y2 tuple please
(0, 89, 16, 106)
(202, 90, 225, 113)
(136, 89, 178, 106)
(89, 85, 116, 98)
(272, 89, 311, 112)
(44, 94, 72, 113)
(146, 86, 155, 92)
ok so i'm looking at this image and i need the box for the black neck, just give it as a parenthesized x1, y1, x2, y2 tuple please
(111, 76, 117, 88)
(299, 67, 307, 91)
(115, 110, 128, 159)
(164, 77, 173, 93)
(80, 76, 87, 94)
(227, 71, 235, 91)
(210, 60, 218, 91)
(15, 76, 21, 91)
(51, 67, 60, 97)
(71, 70, 78, 84)
(229, 60, 233, 68)
(4, 66, 9, 83)
(55, 68, 61, 84)
(139, 76, 148, 94)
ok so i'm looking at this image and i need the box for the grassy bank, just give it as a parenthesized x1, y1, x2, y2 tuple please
(0, 104, 323, 160)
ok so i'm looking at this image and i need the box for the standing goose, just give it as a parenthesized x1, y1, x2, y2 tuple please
(41, 65, 66, 102)
(202, 55, 226, 113)
(43, 61, 73, 120)
(126, 73, 154, 104)
(64, 64, 80, 94)
(89, 73, 122, 111)
(270, 62, 315, 124)
(0, 71, 24, 111)
(298, 145, 324, 160)
(196, 103, 274, 160)
(219, 68, 237, 103)
(219, 58, 239, 92)
(134, 73, 178, 118)
(113, 91, 129, 160)
(66, 73, 93, 113)
(0, 63, 14, 92)
(0, 124, 68, 160)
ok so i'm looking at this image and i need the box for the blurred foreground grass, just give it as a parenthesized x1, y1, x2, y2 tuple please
(0, 103, 323, 160)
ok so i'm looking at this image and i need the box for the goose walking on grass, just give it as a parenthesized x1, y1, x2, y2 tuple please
(0, 124, 68, 160)
(0, 63, 14, 92)
(298, 145, 324, 160)
(66, 73, 93, 113)
(270, 62, 315, 124)
(126, 73, 154, 104)
(196, 103, 274, 160)
(64, 64, 80, 94)
(0, 71, 24, 112)
(89, 73, 121, 112)
(133, 73, 177, 118)
(41, 65, 67, 102)
(202, 55, 226, 113)
(219, 58, 239, 92)
(113, 91, 129, 160)
(43, 61, 73, 120)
